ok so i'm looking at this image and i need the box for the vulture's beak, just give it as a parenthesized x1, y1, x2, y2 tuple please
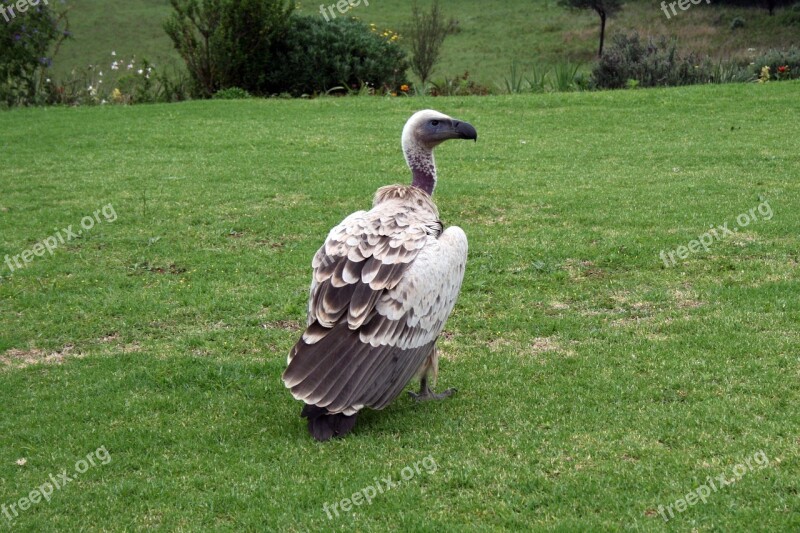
(453, 120, 478, 142)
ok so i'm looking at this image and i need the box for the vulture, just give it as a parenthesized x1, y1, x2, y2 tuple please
(282, 110, 477, 441)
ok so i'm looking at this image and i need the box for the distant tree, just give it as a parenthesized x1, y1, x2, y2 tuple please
(558, 0, 623, 57)
(406, 0, 453, 89)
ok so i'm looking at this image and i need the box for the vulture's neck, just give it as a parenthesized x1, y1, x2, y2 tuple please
(403, 141, 436, 196)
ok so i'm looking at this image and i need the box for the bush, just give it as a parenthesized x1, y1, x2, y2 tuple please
(591, 33, 711, 89)
(405, 0, 454, 88)
(164, 0, 294, 98)
(430, 71, 489, 96)
(750, 47, 800, 80)
(213, 87, 252, 99)
(709, 60, 754, 83)
(0, 3, 69, 107)
(499, 62, 587, 94)
(730, 17, 746, 29)
(215, 0, 294, 93)
(264, 16, 408, 96)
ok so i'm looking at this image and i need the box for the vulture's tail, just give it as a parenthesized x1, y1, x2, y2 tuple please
(301, 404, 358, 441)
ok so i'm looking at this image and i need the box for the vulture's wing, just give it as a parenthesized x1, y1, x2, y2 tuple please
(282, 203, 467, 416)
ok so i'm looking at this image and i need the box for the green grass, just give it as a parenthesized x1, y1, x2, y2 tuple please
(1, 81, 799, 530)
(52, 0, 800, 86)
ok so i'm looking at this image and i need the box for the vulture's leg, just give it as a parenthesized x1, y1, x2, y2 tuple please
(408, 346, 457, 402)
(408, 375, 457, 401)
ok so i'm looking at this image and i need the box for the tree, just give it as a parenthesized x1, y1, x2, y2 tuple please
(558, 0, 622, 57)
(406, 0, 452, 89)
(164, 0, 224, 97)
(164, 0, 293, 97)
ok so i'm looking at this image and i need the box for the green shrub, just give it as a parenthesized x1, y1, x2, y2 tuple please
(164, 0, 294, 98)
(549, 62, 582, 92)
(0, 3, 69, 107)
(730, 17, 745, 30)
(525, 65, 550, 93)
(264, 16, 408, 96)
(591, 33, 710, 89)
(215, 0, 294, 93)
(213, 87, 252, 99)
(750, 47, 800, 80)
(501, 61, 528, 94)
(405, 0, 454, 88)
(709, 60, 754, 83)
(500, 62, 585, 94)
(430, 71, 489, 96)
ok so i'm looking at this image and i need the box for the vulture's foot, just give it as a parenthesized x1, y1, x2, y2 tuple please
(408, 388, 457, 402)
(408, 376, 457, 402)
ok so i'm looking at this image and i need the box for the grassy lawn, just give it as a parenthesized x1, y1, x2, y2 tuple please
(53, 0, 800, 85)
(1, 81, 799, 530)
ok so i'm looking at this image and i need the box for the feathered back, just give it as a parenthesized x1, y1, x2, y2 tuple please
(373, 184, 440, 216)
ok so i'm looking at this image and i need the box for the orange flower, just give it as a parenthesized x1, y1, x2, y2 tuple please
(400, 84, 409, 92)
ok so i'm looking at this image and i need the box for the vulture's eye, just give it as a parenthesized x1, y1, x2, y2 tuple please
(430, 120, 439, 126)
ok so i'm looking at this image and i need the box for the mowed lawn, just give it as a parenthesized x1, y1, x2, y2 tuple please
(1, 82, 799, 531)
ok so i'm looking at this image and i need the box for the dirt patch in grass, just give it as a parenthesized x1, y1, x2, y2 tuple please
(262, 320, 301, 332)
(563, 259, 605, 281)
(672, 287, 703, 309)
(1, 344, 81, 370)
(530, 337, 561, 354)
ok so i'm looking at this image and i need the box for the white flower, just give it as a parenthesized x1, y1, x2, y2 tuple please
(46, 78, 51, 83)
(137, 69, 143, 75)
(99, 71, 103, 76)
(127, 64, 133, 70)
(111, 61, 119, 70)
(111, 50, 116, 56)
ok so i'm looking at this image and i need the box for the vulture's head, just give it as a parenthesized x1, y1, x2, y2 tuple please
(402, 109, 477, 152)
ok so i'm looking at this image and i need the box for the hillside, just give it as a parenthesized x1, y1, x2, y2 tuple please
(52, 0, 800, 86)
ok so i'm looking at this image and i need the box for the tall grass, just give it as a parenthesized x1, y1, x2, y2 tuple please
(501, 61, 583, 94)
